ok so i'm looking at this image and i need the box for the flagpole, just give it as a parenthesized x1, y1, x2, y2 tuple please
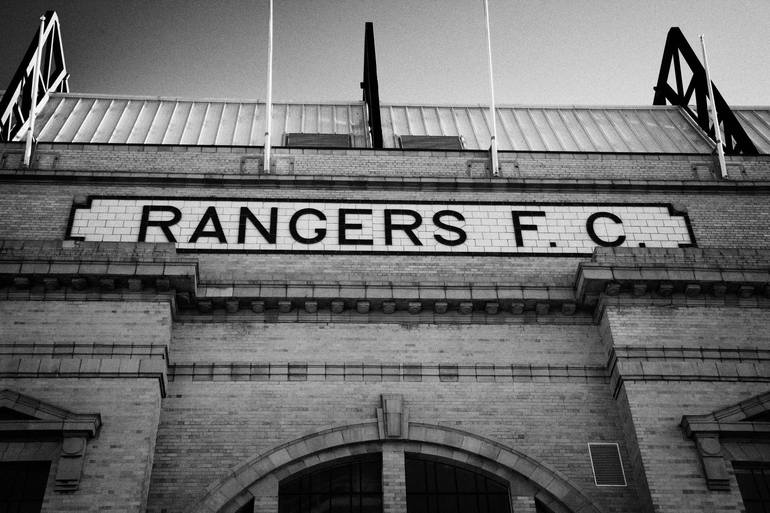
(263, 0, 274, 174)
(699, 35, 727, 179)
(24, 15, 46, 167)
(482, 0, 499, 177)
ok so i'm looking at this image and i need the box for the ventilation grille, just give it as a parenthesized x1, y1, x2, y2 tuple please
(588, 443, 627, 486)
(399, 135, 463, 150)
(285, 133, 352, 148)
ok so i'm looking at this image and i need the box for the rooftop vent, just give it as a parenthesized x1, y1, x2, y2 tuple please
(588, 443, 627, 486)
(399, 135, 463, 150)
(284, 133, 351, 148)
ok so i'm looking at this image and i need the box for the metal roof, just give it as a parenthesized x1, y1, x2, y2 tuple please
(734, 108, 770, 155)
(34, 94, 368, 147)
(28, 92, 770, 154)
(381, 104, 715, 153)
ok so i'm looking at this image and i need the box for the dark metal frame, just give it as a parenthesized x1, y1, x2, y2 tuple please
(361, 22, 383, 149)
(653, 27, 757, 155)
(0, 11, 69, 142)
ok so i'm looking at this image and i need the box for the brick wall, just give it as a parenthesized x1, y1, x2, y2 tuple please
(0, 300, 171, 348)
(602, 306, 770, 513)
(147, 380, 639, 513)
(0, 181, 769, 285)
(2, 142, 768, 181)
(1, 142, 768, 513)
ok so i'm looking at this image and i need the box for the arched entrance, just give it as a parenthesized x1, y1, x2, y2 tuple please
(187, 422, 604, 513)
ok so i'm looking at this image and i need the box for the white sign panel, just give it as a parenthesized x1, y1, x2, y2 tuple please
(67, 197, 695, 256)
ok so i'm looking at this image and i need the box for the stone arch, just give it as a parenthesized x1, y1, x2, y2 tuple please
(188, 421, 604, 513)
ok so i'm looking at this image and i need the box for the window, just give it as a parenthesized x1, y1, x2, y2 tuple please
(0, 461, 50, 513)
(735, 463, 770, 513)
(284, 133, 352, 148)
(398, 135, 464, 150)
(279, 454, 382, 513)
(405, 454, 511, 513)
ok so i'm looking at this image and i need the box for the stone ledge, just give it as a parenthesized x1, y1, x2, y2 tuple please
(576, 249, 770, 314)
(0, 358, 168, 397)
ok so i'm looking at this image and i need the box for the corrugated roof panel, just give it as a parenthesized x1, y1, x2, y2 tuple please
(437, 107, 459, 137)
(128, 100, 158, 144)
(110, 100, 143, 144)
(35, 96, 69, 139)
(468, 107, 491, 148)
(57, 97, 96, 143)
(213, 103, 235, 145)
(654, 109, 698, 153)
(603, 110, 640, 152)
(203, 102, 225, 145)
(232, 102, 254, 145)
(555, 109, 590, 151)
(144, 101, 176, 144)
(620, 109, 657, 152)
(70, 97, 108, 142)
(94, 99, 129, 143)
(735, 109, 770, 154)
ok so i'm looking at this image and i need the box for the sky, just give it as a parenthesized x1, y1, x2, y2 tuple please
(1, 0, 769, 106)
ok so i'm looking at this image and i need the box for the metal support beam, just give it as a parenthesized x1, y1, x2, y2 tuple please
(653, 27, 757, 156)
(0, 11, 68, 143)
(361, 22, 383, 149)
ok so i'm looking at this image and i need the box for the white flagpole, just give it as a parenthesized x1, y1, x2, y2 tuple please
(24, 15, 46, 167)
(482, 0, 499, 177)
(699, 35, 727, 179)
(263, 0, 274, 174)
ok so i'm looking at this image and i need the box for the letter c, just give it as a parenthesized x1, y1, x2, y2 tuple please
(586, 212, 626, 247)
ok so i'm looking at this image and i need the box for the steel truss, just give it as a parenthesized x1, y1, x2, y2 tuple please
(653, 27, 757, 155)
(0, 11, 68, 142)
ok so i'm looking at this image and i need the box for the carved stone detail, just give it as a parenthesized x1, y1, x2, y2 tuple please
(376, 394, 408, 439)
(694, 434, 729, 491)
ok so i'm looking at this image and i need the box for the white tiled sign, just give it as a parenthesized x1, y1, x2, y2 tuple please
(68, 197, 695, 255)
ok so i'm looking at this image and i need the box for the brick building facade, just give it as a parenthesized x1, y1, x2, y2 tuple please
(1, 18, 770, 513)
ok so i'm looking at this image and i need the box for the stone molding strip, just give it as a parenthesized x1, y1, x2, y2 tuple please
(0, 343, 168, 360)
(0, 357, 168, 397)
(608, 348, 770, 398)
(169, 362, 607, 383)
(612, 345, 770, 362)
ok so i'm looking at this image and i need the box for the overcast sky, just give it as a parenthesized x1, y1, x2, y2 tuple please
(1, 0, 768, 106)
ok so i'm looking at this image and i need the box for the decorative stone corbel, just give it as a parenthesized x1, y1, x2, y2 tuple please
(55, 435, 89, 492)
(693, 434, 729, 491)
(376, 394, 408, 439)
